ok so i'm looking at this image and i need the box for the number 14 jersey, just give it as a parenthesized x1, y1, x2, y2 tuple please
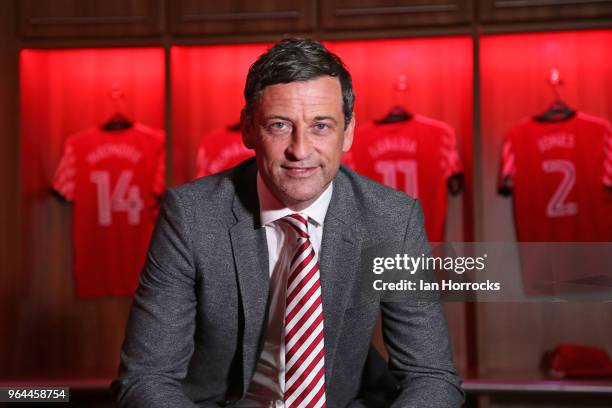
(498, 112, 612, 242)
(53, 123, 165, 298)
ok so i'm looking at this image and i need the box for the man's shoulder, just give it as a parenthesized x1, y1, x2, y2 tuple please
(170, 172, 232, 203)
(337, 165, 418, 219)
(164, 159, 255, 222)
(336, 166, 426, 248)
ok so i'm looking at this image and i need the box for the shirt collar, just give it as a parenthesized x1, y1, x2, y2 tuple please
(257, 172, 333, 227)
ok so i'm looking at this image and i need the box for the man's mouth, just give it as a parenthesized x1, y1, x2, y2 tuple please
(281, 165, 318, 178)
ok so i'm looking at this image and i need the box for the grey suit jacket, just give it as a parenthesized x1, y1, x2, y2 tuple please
(112, 158, 463, 407)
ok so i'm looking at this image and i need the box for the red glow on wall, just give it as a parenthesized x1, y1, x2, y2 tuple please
(325, 37, 473, 127)
(171, 43, 270, 184)
(481, 29, 612, 136)
(20, 47, 165, 196)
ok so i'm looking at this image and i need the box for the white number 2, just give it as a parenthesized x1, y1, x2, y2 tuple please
(542, 159, 578, 218)
(374, 160, 419, 198)
(90, 170, 144, 226)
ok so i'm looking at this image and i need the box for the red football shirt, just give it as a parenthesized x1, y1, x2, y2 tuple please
(498, 112, 612, 242)
(498, 113, 612, 295)
(352, 115, 463, 242)
(52, 123, 165, 298)
(195, 127, 254, 178)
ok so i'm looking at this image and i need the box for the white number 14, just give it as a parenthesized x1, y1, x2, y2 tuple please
(90, 170, 144, 226)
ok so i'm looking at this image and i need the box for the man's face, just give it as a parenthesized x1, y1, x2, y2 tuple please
(244, 76, 354, 211)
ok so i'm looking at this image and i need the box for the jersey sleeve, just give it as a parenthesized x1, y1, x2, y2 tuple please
(441, 126, 463, 179)
(52, 137, 77, 201)
(498, 134, 516, 195)
(139, 125, 166, 197)
(604, 123, 612, 189)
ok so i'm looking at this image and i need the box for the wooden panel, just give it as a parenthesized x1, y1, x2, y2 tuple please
(13, 48, 165, 379)
(478, 303, 612, 379)
(479, 0, 612, 23)
(0, 0, 20, 380)
(487, 393, 612, 408)
(478, 30, 612, 380)
(171, 44, 270, 185)
(18, 0, 162, 38)
(321, 0, 474, 31)
(168, 0, 315, 36)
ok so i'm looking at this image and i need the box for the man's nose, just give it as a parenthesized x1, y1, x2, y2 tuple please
(286, 127, 312, 161)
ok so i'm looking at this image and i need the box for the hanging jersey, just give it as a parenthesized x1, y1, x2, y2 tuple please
(352, 115, 463, 242)
(52, 123, 165, 298)
(498, 112, 612, 242)
(195, 127, 254, 178)
(498, 113, 612, 295)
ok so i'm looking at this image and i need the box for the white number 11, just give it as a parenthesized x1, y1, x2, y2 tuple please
(374, 160, 419, 198)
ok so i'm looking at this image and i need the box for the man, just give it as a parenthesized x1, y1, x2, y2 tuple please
(112, 38, 463, 407)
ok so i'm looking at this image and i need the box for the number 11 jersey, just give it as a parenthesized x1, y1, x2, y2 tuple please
(52, 123, 165, 298)
(352, 116, 463, 242)
(498, 112, 612, 242)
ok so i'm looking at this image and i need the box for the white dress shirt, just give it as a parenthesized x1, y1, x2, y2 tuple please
(237, 173, 333, 408)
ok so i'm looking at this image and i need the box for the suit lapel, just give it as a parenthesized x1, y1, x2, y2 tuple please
(318, 171, 363, 383)
(229, 161, 271, 396)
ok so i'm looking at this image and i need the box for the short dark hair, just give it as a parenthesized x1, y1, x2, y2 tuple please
(243, 38, 354, 128)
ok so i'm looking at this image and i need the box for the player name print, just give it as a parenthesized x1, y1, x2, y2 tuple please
(86, 143, 143, 165)
(536, 132, 575, 153)
(367, 136, 417, 158)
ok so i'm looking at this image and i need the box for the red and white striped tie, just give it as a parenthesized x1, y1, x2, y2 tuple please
(281, 214, 327, 408)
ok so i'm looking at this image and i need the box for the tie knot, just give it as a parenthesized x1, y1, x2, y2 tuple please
(281, 213, 309, 238)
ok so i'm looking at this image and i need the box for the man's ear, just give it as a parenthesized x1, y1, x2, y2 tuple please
(240, 108, 254, 149)
(342, 114, 355, 152)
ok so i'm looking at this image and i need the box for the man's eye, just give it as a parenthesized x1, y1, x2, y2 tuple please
(314, 123, 329, 131)
(268, 122, 290, 132)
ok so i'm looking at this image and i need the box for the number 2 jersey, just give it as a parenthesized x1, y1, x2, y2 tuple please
(52, 123, 165, 298)
(498, 112, 612, 242)
(352, 115, 463, 242)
